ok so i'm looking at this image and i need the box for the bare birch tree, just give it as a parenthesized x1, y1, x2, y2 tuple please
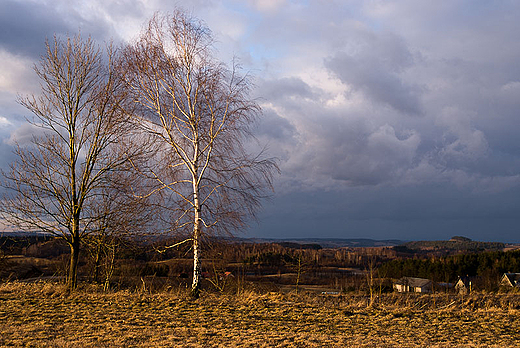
(122, 11, 278, 297)
(0, 35, 142, 289)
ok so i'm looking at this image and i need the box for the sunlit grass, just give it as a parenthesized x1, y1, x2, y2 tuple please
(1, 281, 519, 347)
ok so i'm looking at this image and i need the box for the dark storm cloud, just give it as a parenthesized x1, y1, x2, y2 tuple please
(0, 140, 16, 172)
(0, 0, 115, 58)
(253, 109, 296, 141)
(254, 75, 422, 188)
(2, 0, 520, 242)
(285, 113, 420, 187)
(248, 184, 520, 243)
(324, 33, 423, 115)
(256, 77, 315, 102)
(0, 118, 17, 173)
(0, 0, 69, 57)
(249, 2, 520, 193)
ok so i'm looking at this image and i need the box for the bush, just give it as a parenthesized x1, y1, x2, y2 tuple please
(140, 263, 169, 277)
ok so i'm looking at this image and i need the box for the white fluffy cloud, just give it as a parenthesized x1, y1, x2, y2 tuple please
(0, 117, 11, 126)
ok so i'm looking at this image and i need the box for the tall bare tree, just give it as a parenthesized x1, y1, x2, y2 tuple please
(122, 11, 278, 297)
(0, 35, 141, 289)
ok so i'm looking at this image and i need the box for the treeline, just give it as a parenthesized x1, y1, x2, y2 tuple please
(379, 249, 520, 288)
(400, 240, 505, 254)
(5, 234, 519, 293)
(0, 235, 54, 255)
(1, 235, 394, 284)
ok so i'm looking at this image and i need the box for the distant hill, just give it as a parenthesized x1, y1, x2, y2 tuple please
(240, 238, 405, 249)
(401, 238, 505, 253)
(0, 231, 47, 237)
(234, 236, 515, 251)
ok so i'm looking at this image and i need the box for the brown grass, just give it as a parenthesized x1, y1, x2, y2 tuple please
(1, 282, 519, 347)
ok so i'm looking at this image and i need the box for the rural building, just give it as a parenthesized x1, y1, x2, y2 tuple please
(455, 276, 472, 294)
(500, 273, 520, 288)
(393, 277, 432, 293)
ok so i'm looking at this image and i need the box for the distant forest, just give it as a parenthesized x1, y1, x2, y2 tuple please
(2, 234, 520, 293)
(401, 239, 505, 253)
(379, 250, 520, 286)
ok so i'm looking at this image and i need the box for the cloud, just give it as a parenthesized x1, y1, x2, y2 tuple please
(5, 123, 44, 147)
(324, 32, 423, 115)
(248, 183, 520, 242)
(0, 0, 142, 60)
(256, 77, 315, 102)
(255, 79, 418, 189)
(0, 0, 69, 57)
(248, 0, 286, 14)
(1, 0, 520, 241)
(244, 2, 520, 197)
(283, 115, 421, 187)
(254, 108, 297, 142)
(0, 49, 39, 94)
(0, 117, 12, 127)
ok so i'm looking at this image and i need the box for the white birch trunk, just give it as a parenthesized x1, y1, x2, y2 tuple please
(191, 155, 202, 297)
(191, 224, 201, 296)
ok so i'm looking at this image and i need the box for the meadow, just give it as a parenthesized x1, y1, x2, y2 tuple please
(1, 281, 519, 347)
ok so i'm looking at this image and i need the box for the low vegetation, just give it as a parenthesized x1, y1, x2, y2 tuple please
(2, 235, 520, 293)
(2, 236, 520, 346)
(1, 281, 519, 347)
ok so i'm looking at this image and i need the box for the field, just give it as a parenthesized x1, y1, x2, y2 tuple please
(1, 282, 520, 347)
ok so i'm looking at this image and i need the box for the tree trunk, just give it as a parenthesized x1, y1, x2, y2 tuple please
(295, 254, 302, 295)
(67, 238, 80, 289)
(103, 242, 116, 292)
(191, 229, 201, 298)
(191, 198, 201, 298)
(93, 239, 102, 283)
(191, 153, 201, 298)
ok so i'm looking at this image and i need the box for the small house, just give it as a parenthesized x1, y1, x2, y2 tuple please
(500, 273, 520, 288)
(455, 276, 472, 294)
(393, 277, 432, 293)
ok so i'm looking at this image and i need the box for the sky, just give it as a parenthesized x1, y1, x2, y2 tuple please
(1, 0, 520, 242)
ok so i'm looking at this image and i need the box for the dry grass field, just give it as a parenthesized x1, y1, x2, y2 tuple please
(1, 281, 519, 347)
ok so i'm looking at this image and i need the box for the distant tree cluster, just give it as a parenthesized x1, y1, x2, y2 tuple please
(379, 250, 520, 290)
(402, 240, 505, 253)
